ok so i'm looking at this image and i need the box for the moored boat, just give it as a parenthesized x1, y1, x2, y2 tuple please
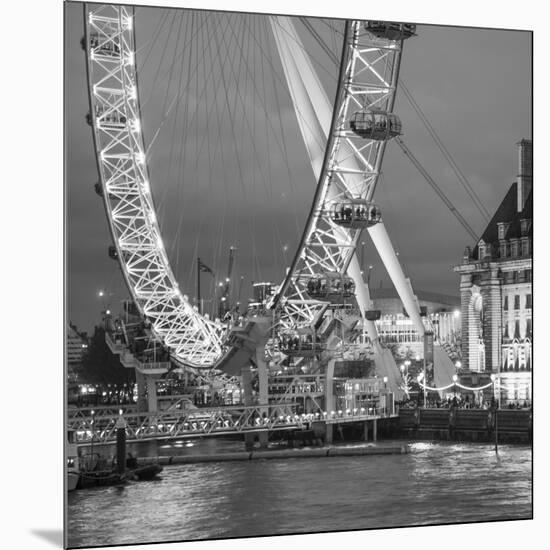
(67, 429, 80, 492)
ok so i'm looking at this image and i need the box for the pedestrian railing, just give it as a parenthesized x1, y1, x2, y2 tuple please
(67, 403, 397, 444)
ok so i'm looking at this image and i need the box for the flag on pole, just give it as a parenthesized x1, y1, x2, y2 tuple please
(198, 258, 214, 275)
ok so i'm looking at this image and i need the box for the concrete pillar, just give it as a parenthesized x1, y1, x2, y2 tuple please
(324, 358, 336, 445)
(135, 369, 147, 412)
(241, 366, 254, 451)
(255, 349, 269, 409)
(325, 359, 335, 416)
(372, 419, 377, 441)
(255, 350, 269, 449)
(258, 431, 268, 448)
(241, 366, 252, 406)
(480, 270, 502, 373)
(244, 432, 254, 452)
(146, 374, 159, 413)
(325, 423, 333, 444)
(363, 420, 369, 441)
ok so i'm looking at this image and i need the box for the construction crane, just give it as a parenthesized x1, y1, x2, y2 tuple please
(218, 246, 236, 319)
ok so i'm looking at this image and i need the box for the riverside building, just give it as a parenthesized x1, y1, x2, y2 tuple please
(454, 139, 532, 405)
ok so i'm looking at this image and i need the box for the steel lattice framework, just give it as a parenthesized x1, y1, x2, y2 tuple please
(85, 4, 224, 367)
(84, 4, 406, 368)
(270, 20, 405, 329)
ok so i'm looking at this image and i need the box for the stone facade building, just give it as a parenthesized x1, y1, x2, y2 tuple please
(454, 140, 532, 404)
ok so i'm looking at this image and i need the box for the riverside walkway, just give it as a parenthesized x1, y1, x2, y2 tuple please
(67, 403, 397, 445)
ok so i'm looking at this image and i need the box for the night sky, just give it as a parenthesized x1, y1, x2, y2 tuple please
(65, 2, 531, 334)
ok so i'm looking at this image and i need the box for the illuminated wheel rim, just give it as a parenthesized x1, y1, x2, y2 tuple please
(84, 4, 407, 368)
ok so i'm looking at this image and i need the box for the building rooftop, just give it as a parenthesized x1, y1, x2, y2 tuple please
(473, 181, 532, 255)
(370, 288, 460, 308)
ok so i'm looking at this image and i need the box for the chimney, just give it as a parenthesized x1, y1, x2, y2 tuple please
(517, 139, 532, 213)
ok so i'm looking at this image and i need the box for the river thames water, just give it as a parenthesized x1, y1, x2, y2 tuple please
(66, 439, 532, 548)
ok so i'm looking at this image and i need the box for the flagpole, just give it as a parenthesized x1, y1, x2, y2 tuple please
(197, 257, 201, 314)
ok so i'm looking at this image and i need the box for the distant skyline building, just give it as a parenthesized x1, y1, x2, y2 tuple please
(372, 288, 461, 360)
(454, 139, 532, 404)
(67, 323, 89, 382)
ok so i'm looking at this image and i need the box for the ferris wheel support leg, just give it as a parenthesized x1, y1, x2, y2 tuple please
(367, 221, 425, 337)
(146, 374, 160, 413)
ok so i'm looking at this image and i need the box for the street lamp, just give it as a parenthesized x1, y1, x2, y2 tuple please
(90, 409, 95, 460)
(417, 372, 425, 408)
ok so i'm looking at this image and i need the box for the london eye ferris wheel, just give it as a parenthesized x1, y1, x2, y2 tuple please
(82, 2, 431, 381)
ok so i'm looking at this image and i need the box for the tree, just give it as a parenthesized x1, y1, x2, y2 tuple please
(80, 325, 135, 386)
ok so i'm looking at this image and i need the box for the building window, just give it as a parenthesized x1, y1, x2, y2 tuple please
(497, 223, 510, 240)
(503, 296, 508, 310)
(526, 294, 532, 309)
(521, 238, 530, 257)
(526, 318, 532, 338)
(526, 269, 532, 282)
(499, 241, 507, 258)
(510, 240, 519, 257)
(514, 320, 520, 339)
(514, 295, 520, 310)
(478, 242, 485, 260)
(520, 219, 531, 236)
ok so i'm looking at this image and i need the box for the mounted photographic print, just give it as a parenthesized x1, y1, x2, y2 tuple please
(65, 1, 533, 547)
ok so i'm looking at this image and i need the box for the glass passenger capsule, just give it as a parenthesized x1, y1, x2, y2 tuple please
(364, 21, 416, 40)
(350, 110, 402, 140)
(278, 328, 325, 355)
(331, 199, 381, 229)
(108, 245, 118, 260)
(88, 33, 121, 57)
(95, 105, 127, 128)
(305, 272, 355, 302)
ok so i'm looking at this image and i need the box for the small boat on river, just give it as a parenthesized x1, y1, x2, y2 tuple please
(67, 429, 80, 491)
(126, 455, 163, 480)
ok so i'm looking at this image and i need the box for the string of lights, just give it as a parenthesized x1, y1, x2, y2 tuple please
(416, 372, 498, 393)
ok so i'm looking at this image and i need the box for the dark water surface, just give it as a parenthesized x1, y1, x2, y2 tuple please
(67, 440, 532, 548)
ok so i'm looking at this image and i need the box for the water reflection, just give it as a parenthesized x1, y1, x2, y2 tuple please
(67, 441, 531, 547)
